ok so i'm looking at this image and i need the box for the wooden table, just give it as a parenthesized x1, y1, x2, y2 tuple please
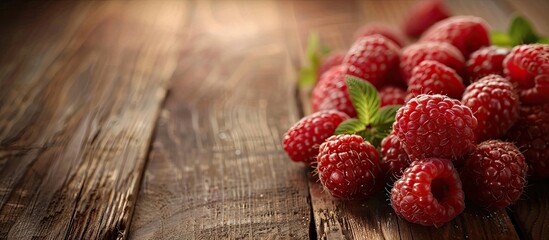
(0, 0, 548, 239)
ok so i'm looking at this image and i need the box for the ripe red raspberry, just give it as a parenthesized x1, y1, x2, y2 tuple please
(381, 131, 410, 181)
(312, 65, 356, 117)
(283, 110, 349, 163)
(400, 42, 465, 82)
(402, 0, 451, 38)
(420, 16, 490, 58)
(317, 134, 383, 199)
(344, 35, 401, 87)
(391, 158, 465, 227)
(406, 60, 465, 101)
(462, 74, 519, 141)
(393, 94, 477, 161)
(466, 46, 510, 81)
(503, 44, 549, 104)
(354, 23, 407, 47)
(379, 86, 406, 107)
(505, 104, 549, 179)
(318, 51, 345, 77)
(461, 140, 527, 209)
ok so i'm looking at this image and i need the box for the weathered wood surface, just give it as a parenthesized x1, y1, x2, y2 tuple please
(0, 0, 548, 239)
(0, 1, 184, 239)
(129, 1, 311, 239)
(509, 180, 549, 240)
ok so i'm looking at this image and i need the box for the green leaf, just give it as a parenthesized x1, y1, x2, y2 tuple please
(321, 46, 332, 55)
(346, 76, 380, 125)
(372, 105, 401, 126)
(335, 119, 366, 135)
(373, 122, 394, 138)
(361, 105, 400, 149)
(490, 31, 512, 47)
(298, 67, 316, 87)
(372, 124, 393, 147)
(356, 126, 391, 149)
(306, 32, 319, 60)
(356, 130, 375, 144)
(538, 37, 549, 44)
(509, 15, 539, 45)
(306, 32, 321, 71)
(298, 32, 322, 87)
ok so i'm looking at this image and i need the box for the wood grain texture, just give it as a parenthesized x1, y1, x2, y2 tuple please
(289, 0, 528, 239)
(508, 180, 549, 240)
(129, 1, 311, 239)
(0, 1, 185, 239)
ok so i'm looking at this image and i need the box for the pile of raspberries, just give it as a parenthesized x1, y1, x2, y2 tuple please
(282, 0, 548, 227)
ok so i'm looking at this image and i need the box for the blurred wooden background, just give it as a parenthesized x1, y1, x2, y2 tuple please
(0, 1, 547, 239)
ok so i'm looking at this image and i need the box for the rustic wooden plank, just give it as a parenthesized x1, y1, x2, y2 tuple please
(508, 180, 549, 240)
(0, 1, 186, 239)
(288, 0, 525, 239)
(128, 1, 311, 239)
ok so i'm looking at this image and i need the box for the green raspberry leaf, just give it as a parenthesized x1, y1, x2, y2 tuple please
(298, 32, 322, 87)
(357, 130, 375, 145)
(306, 32, 320, 65)
(335, 118, 366, 135)
(490, 31, 512, 47)
(372, 125, 393, 148)
(321, 46, 332, 55)
(298, 67, 316, 87)
(346, 76, 380, 125)
(357, 126, 391, 149)
(367, 105, 401, 148)
(297, 32, 336, 87)
(509, 15, 539, 45)
(372, 105, 401, 126)
(374, 122, 394, 139)
(538, 37, 549, 44)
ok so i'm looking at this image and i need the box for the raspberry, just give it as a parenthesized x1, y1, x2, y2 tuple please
(379, 86, 406, 107)
(317, 134, 383, 199)
(400, 42, 465, 82)
(283, 110, 349, 163)
(344, 35, 401, 87)
(461, 140, 527, 209)
(402, 0, 451, 38)
(318, 51, 345, 77)
(312, 65, 356, 117)
(505, 104, 549, 179)
(461, 74, 519, 141)
(466, 46, 510, 81)
(406, 60, 465, 101)
(503, 44, 549, 104)
(381, 131, 410, 181)
(391, 158, 465, 227)
(354, 23, 406, 47)
(393, 94, 477, 161)
(420, 16, 490, 57)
